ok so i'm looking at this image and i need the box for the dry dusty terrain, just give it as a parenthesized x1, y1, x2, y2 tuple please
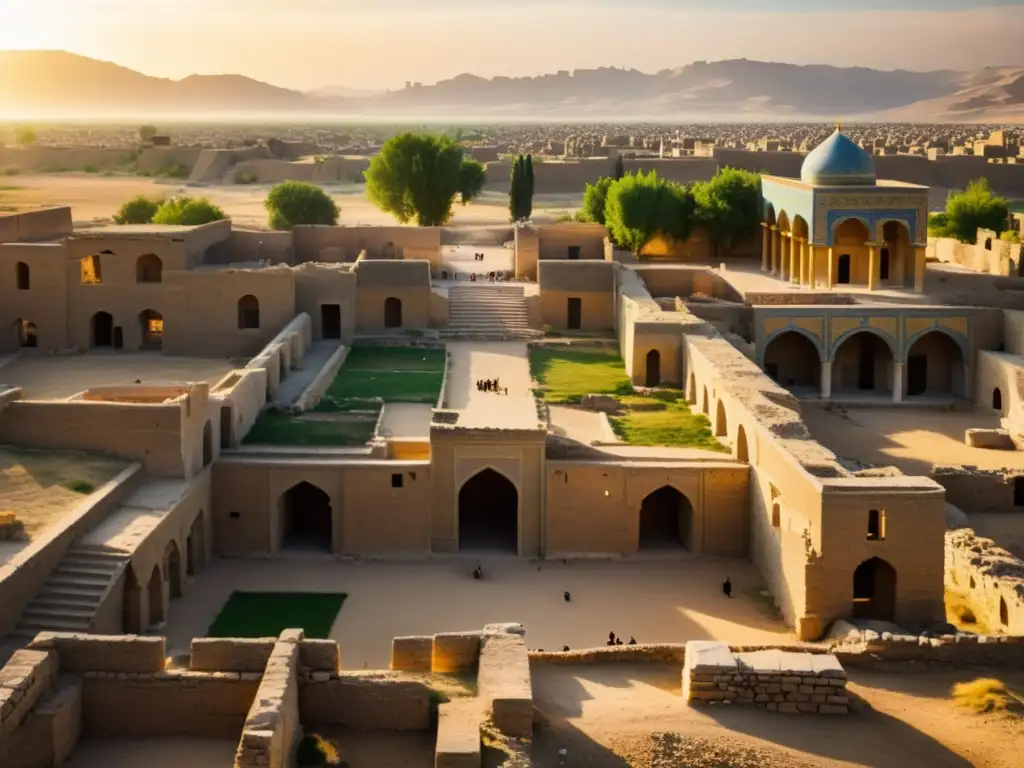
(802, 404, 1023, 475)
(0, 174, 581, 229)
(0, 447, 126, 564)
(62, 738, 237, 768)
(0, 353, 245, 399)
(530, 661, 1024, 767)
(162, 557, 792, 667)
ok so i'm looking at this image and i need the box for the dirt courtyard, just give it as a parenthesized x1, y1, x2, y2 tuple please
(531, 661, 1024, 767)
(0, 174, 581, 229)
(162, 557, 792, 667)
(802, 404, 1024, 475)
(0, 353, 245, 399)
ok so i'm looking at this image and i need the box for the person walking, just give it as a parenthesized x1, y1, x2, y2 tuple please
(723, 577, 733, 598)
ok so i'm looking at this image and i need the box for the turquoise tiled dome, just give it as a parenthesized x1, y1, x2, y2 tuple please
(800, 129, 876, 186)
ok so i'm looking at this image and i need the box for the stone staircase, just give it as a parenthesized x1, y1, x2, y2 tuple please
(447, 284, 541, 340)
(9, 545, 128, 641)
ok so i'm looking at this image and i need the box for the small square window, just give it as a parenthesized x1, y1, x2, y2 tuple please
(229, 511, 241, 519)
(391, 473, 403, 488)
(867, 509, 885, 541)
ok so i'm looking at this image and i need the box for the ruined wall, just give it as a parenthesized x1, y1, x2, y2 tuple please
(932, 467, 1024, 515)
(928, 232, 1023, 277)
(537, 261, 615, 331)
(0, 207, 73, 243)
(634, 266, 744, 302)
(946, 528, 1024, 634)
(235, 630, 302, 768)
(292, 226, 440, 264)
(203, 229, 295, 266)
(974, 350, 1024, 429)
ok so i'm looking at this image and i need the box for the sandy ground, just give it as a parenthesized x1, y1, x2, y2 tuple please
(162, 558, 792, 667)
(802, 404, 1024, 475)
(0, 353, 245, 399)
(444, 341, 538, 429)
(439, 245, 516, 278)
(0, 174, 581, 229)
(62, 738, 237, 768)
(315, 728, 435, 768)
(379, 403, 434, 439)
(549, 404, 618, 445)
(531, 661, 1024, 767)
(0, 447, 126, 565)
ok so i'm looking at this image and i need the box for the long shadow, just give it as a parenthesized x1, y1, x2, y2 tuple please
(845, 665, 1024, 701)
(528, 707, 633, 768)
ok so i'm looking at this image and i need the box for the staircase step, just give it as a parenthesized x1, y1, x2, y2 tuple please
(15, 617, 91, 633)
(35, 592, 104, 609)
(55, 564, 122, 578)
(39, 583, 107, 600)
(48, 573, 114, 590)
(22, 604, 96, 620)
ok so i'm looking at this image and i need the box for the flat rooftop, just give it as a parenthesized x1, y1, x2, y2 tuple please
(70, 223, 210, 238)
(802, 404, 1024, 475)
(0, 353, 246, 400)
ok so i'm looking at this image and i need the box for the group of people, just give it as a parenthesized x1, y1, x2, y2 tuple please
(465, 271, 508, 282)
(607, 631, 637, 646)
(472, 252, 486, 261)
(477, 378, 508, 396)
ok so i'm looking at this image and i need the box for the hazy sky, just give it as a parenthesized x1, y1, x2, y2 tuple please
(2, 0, 1024, 91)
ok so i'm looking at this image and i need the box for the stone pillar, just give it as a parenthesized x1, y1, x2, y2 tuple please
(800, 240, 810, 286)
(780, 235, 790, 282)
(826, 247, 834, 289)
(789, 237, 799, 284)
(913, 245, 927, 293)
(867, 243, 879, 291)
(820, 361, 832, 399)
(892, 361, 904, 403)
(761, 225, 770, 272)
(770, 227, 779, 275)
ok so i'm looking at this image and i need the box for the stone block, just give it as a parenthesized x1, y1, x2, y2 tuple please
(826, 695, 849, 705)
(190, 638, 275, 673)
(778, 703, 799, 713)
(30, 634, 164, 674)
(965, 428, 1016, 450)
(301, 639, 340, 673)
(809, 654, 846, 679)
(435, 700, 482, 768)
(432, 633, 482, 674)
(685, 642, 737, 674)
(818, 704, 849, 715)
(797, 703, 817, 713)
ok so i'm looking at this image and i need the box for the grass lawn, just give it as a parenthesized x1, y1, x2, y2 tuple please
(610, 392, 727, 451)
(243, 345, 445, 446)
(206, 592, 346, 639)
(529, 346, 632, 403)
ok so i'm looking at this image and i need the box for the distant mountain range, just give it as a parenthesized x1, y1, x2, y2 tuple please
(2, 51, 1023, 121)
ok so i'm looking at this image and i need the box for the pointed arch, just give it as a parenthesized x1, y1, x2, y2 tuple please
(735, 424, 749, 463)
(638, 485, 694, 551)
(136, 253, 163, 283)
(281, 481, 333, 551)
(459, 468, 518, 553)
(147, 563, 165, 627)
(15, 261, 29, 290)
(701, 386, 709, 415)
(714, 399, 728, 437)
(165, 540, 183, 599)
(238, 295, 260, 329)
(852, 557, 897, 622)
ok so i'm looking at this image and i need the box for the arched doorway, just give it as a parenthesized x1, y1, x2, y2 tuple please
(645, 350, 661, 387)
(832, 332, 894, 395)
(714, 400, 728, 437)
(147, 564, 165, 627)
(15, 318, 37, 348)
(735, 425, 749, 462)
(879, 248, 890, 280)
(702, 386, 709, 415)
(187, 509, 206, 576)
(384, 297, 402, 328)
(458, 469, 518, 553)
(136, 254, 163, 283)
(1000, 597, 1009, 627)
(837, 254, 851, 284)
(852, 557, 897, 621)
(122, 565, 142, 633)
(91, 311, 113, 348)
(638, 486, 694, 551)
(202, 421, 213, 467)
(686, 373, 697, 405)
(139, 309, 163, 350)
(282, 482, 333, 551)
(905, 331, 965, 398)
(764, 332, 820, 392)
(993, 388, 1003, 412)
(165, 541, 182, 599)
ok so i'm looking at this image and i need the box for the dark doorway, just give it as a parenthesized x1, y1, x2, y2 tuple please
(202, 421, 213, 467)
(91, 312, 113, 348)
(567, 245, 581, 260)
(166, 542, 182, 599)
(1014, 477, 1024, 508)
(321, 304, 342, 339)
(879, 247, 890, 280)
(638, 486, 693, 550)
(220, 406, 233, 449)
(645, 349, 661, 387)
(384, 297, 402, 329)
(907, 355, 927, 397)
(113, 327, 123, 350)
(858, 342, 876, 390)
(993, 388, 1003, 411)
(837, 254, 851, 284)
(458, 469, 518, 553)
(852, 557, 897, 622)
(567, 297, 582, 330)
(282, 481, 333, 551)
(16, 319, 37, 348)
(139, 309, 163, 350)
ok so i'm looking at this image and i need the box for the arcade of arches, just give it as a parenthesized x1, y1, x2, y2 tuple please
(459, 468, 518, 553)
(763, 329, 966, 402)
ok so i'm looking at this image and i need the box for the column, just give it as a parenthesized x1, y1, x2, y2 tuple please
(800, 240, 810, 286)
(913, 245, 927, 293)
(867, 243, 879, 291)
(826, 247, 835, 289)
(770, 227, 779, 275)
(761, 224, 770, 272)
(807, 244, 817, 288)
(892, 361, 904, 403)
(789, 236, 799, 284)
(780, 234, 790, 282)
(820, 361, 832, 399)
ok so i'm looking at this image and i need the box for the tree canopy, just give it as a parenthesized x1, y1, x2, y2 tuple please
(604, 171, 694, 255)
(691, 168, 762, 256)
(152, 196, 227, 226)
(509, 154, 535, 222)
(581, 177, 615, 226)
(138, 125, 158, 143)
(14, 127, 36, 146)
(929, 179, 1010, 243)
(365, 133, 486, 226)
(114, 195, 160, 225)
(264, 181, 339, 230)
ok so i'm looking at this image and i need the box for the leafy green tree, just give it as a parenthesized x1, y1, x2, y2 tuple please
(692, 167, 762, 257)
(604, 171, 694, 256)
(581, 177, 615, 225)
(365, 133, 486, 226)
(523, 154, 534, 220)
(114, 195, 160, 225)
(152, 196, 227, 226)
(613, 155, 625, 181)
(931, 179, 1010, 243)
(264, 181, 339, 230)
(14, 127, 37, 146)
(139, 125, 158, 142)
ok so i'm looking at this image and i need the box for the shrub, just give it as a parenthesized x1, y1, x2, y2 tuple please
(296, 733, 343, 766)
(1000, 229, 1021, 244)
(114, 195, 160, 225)
(152, 196, 227, 226)
(83, 164, 100, 174)
(233, 168, 258, 185)
(157, 163, 190, 179)
(265, 181, 339, 230)
(951, 678, 1020, 713)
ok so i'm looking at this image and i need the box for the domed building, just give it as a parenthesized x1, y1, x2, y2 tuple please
(759, 128, 929, 292)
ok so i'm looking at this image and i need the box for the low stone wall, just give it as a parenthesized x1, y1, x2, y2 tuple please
(530, 644, 686, 664)
(477, 624, 532, 738)
(191, 637, 276, 673)
(291, 344, 349, 413)
(235, 630, 302, 768)
(28, 633, 165, 673)
(432, 632, 482, 674)
(392, 635, 433, 672)
(946, 528, 1024, 636)
(683, 641, 849, 714)
(299, 672, 433, 731)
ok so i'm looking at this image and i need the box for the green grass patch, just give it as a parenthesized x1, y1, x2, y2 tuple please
(64, 479, 96, 494)
(609, 391, 727, 451)
(529, 346, 631, 404)
(0, 185, 23, 191)
(243, 409, 378, 447)
(207, 591, 345, 639)
(316, 346, 445, 410)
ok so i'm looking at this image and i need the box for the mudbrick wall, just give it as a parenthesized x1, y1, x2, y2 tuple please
(234, 630, 302, 768)
(945, 528, 1024, 635)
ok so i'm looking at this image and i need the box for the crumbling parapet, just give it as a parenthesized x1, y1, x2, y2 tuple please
(946, 528, 1024, 634)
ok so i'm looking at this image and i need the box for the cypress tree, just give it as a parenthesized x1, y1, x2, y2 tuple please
(614, 155, 625, 181)
(524, 154, 534, 221)
(509, 155, 521, 221)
